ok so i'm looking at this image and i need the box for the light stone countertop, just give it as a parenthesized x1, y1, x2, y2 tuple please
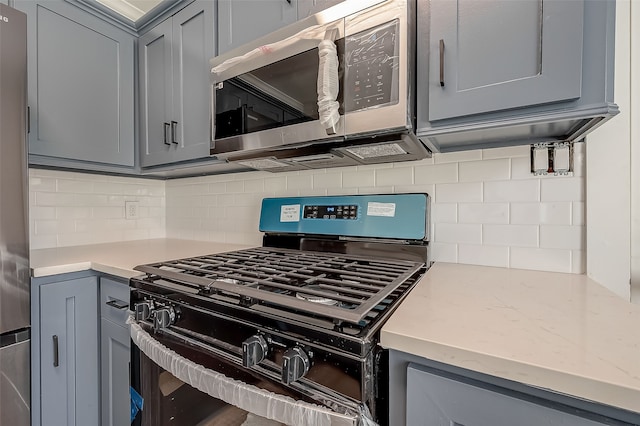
(380, 262, 640, 414)
(31, 242, 640, 415)
(30, 238, 253, 278)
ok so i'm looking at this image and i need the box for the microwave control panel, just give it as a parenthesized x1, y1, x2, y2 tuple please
(344, 20, 399, 113)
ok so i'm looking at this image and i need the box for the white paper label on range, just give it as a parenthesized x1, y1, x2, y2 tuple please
(367, 202, 396, 217)
(280, 204, 301, 222)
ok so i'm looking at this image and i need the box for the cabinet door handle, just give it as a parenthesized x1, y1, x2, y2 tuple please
(106, 299, 129, 310)
(439, 39, 445, 87)
(27, 106, 31, 134)
(52, 335, 59, 367)
(164, 122, 170, 145)
(171, 121, 179, 145)
(285, 0, 291, 4)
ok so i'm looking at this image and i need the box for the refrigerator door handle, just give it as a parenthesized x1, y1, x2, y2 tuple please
(52, 335, 59, 367)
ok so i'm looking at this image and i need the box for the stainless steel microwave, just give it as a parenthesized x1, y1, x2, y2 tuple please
(209, 0, 428, 172)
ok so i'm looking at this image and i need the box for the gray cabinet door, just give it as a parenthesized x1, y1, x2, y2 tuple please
(100, 318, 130, 426)
(428, 0, 584, 121)
(139, 18, 174, 167)
(406, 363, 607, 426)
(217, 0, 297, 54)
(170, 1, 215, 164)
(140, 1, 214, 167)
(39, 278, 99, 426)
(16, 0, 135, 166)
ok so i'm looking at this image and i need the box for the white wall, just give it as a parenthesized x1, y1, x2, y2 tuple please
(167, 145, 587, 274)
(29, 169, 166, 249)
(586, 0, 637, 302)
(631, 1, 640, 304)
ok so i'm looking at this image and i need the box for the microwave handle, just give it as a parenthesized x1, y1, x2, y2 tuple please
(317, 39, 340, 136)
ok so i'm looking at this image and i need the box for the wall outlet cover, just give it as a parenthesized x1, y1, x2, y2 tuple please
(125, 201, 139, 220)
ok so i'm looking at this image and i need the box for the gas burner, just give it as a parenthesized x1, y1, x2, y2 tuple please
(296, 285, 340, 306)
(216, 278, 242, 285)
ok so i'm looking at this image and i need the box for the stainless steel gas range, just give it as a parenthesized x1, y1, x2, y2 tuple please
(129, 194, 430, 426)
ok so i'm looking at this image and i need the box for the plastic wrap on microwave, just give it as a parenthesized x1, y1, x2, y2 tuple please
(317, 39, 340, 131)
(128, 318, 376, 426)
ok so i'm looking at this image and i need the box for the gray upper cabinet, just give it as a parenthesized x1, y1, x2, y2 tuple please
(428, 0, 583, 121)
(16, 0, 135, 167)
(139, 1, 215, 168)
(297, 0, 343, 18)
(217, 0, 297, 55)
(417, 0, 618, 152)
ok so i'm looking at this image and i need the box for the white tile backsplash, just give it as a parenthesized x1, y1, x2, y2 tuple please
(29, 169, 166, 249)
(29, 145, 588, 274)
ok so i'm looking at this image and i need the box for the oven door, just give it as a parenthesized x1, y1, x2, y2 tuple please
(130, 320, 367, 426)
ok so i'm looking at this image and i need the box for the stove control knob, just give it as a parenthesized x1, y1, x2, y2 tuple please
(153, 307, 175, 331)
(242, 335, 269, 368)
(134, 302, 152, 321)
(281, 347, 311, 385)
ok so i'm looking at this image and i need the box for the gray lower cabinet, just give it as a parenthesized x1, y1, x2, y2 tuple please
(417, 0, 617, 152)
(99, 277, 130, 426)
(36, 275, 99, 426)
(139, 0, 215, 167)
(389, 351, 640, 426)
(406, 363, 607, 426)
(15, 0, 135, 168)
(217, 0, 297, 55)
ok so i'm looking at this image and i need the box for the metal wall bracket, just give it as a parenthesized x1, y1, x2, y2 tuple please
(530, 142, 573, 176)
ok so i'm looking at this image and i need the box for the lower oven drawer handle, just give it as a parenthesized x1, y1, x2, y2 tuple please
(128, 317, 369, 426)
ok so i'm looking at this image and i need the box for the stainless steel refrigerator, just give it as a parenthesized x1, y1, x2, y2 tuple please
(0, 4, 30, 425)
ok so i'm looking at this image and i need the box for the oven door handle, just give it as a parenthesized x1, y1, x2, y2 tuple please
(129, 319, 366, 426)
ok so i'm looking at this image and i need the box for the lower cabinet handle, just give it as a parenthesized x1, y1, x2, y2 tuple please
(52, 335, 59, 367)
(171, 121, 179, 145)
(439, 39, 445, 87)
(106, 299, 129, 310)
(164, 122, 170, 145)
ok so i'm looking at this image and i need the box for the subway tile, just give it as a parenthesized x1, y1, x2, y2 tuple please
(510, 202, 571, 225)
(572, 142, 585, 177)
(510, 156, 536, 180)
(35, 220, 76, 236)
(459, 159, 510, 182)
(431, 203, 457, 224)
(30, 235, 58, 250)
(56, 207, 92, 220)
(572, 202, 585, 226)
(359, 186, 392, 195)
(313, 172, 342, 189)
(93, 181, 125, 195)
(209, 182, 227, 194)
(343, 170, 375, 188)
(75, 194, 109, 207)
(458, 203, 508, 224)
(540, 177, 584, 202)
(92, 206, 124, 219)
(484, 180, 539, 202)
(434, 150, 482, 164)
(357, 163, 393, 171)
(483, 224, 538, 247)
(458, 244, 509, 268)
(29, 177, 57, 192)
(415, 163, 458, 184)
(30, 206, 56, 220)
(435, 182, 482, 203)
(510, 247, 572, 273)
(326, 187, 353, 196)
(434, 223, 482, 244)
(264, 176, 287, 193)
(287, 174, 314, 191)
(244, 179, 265, 193)
(539, 225, 584, 250)
(394, 184, 435, 197)
(225, 181, 244, 193)
(429, 242, 458, 263)
(35, 192, 76, 206)
(376, 167, 413, 186)
(482, 145, 529, 159)
(56, 179, 94, 193)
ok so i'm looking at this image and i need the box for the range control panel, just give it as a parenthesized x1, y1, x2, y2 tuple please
(303, 205, 358, 220)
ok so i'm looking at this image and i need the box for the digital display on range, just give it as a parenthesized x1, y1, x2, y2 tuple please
(303, 205, 358, 220)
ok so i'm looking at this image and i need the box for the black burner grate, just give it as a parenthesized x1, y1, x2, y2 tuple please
(134, 247, 424, 324)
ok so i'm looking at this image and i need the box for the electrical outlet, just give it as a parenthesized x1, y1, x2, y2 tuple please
(125, 201, 139, 220)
